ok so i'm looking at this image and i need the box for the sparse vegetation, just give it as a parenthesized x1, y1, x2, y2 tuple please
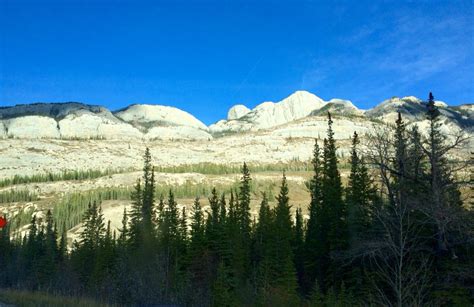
(155, 160, 314, 174)
(0, 189, 38, 203)
(53, 187, 132, 233)
(0, 168, 131, 188)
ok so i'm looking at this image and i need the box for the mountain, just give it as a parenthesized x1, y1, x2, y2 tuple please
(365, 96, 473, 130)
(114, 104, 211, 140)
(0, 91, 471, 142)
(310, 98, 363, 117)
(0, 102, 211, 140)
(227, 104, 251, 120)
(209, 90, 325, 135)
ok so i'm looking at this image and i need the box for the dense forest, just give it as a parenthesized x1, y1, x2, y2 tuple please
(0, 93, 472, 306)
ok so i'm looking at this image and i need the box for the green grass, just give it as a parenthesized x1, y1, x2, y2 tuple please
(0, 168, 131, 188)
(0, 289, 109, 306)
(0, 189, 38, 203)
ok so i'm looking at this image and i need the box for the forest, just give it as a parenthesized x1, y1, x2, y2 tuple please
(0, 94, 472, 306)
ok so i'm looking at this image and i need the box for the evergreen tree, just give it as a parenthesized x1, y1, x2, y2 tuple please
(128, 178, 143, 249)
(206, 187, 220, 253)
(346, 131, 376, 244)
(305, 139, 324, 292)
(189, 197, 205, 258)
(322, 112, 347, 252)
(238, 162, 252, 240)
(293, 207, 305, 291)
(272, 173, 298, 301)
(118, 207, 128, 247)
(141, 148, 155, 240)
(254, 192, 273, 296)
(72, 201, 105, 288)
(58, 222, 68, 263)
(212, 261, 235, 307)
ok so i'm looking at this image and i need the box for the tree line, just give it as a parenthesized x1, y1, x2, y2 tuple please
(0, 93, 472, 306)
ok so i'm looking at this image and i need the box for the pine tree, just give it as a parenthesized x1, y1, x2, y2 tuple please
(238, 162, 252, 240)
(305, 139, 325, 292)
(58, 222, 67, 263)
(346, 131, 376, 245)
(293, 207, 305, 291)
(206, 187, 220, 253)
(212, 261, 235, 307)
(39, 209, 58, 286)
(393, 112, 409, 208)
(255, 192, 273, 296)
(128, 178, 143, 249)
(72, 201, 106, 288)
(118, 207, 128, 247)
(322, 112, 347, 253)
(233, 164, 252, 284)
(272, 173, 298, 300)
(189, 197, 205, 258)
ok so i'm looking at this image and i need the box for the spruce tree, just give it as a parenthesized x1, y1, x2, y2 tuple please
(238, 162, 252, 240)
(346, 131, 375, 245)
(255, 192, 273, 296)
(189, 197, 205, 258)
(322, 112, 347, 253)
(206, 187, 220, 253)
(272, 173, 298, 300)
(293, 207, 305, 291)
(128, 178, 143, 249)
(305, 139, 324, 292)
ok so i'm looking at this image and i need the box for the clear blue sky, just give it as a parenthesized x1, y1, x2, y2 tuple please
(1, 0, 472, 125)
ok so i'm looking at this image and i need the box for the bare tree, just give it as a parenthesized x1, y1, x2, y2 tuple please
(363, 126, 432, 307)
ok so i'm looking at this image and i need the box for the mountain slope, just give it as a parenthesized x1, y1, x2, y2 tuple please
(210, 90, 325, 134)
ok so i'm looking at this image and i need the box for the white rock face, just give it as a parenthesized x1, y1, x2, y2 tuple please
(59, 112, 142, 139)
(270, 116, 374, 140)
(146, 126, 212, 140)
(5, 116, 60, 139)
(0, 93, 471, 143)
(115, 104, 208, 131)
(248, 91, 325, 129)
(227, 104, 251, 120)
(210, 91, 325, 134)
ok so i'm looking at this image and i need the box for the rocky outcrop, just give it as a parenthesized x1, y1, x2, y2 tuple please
(5, 116, 60, 139)
(59, 111, 142, 139)
(310, 99, 363, 117)
(114, 104, 208, 131)
(0, 102, 212, 140)
(227, 104, 251, 120)
(210, 91, 325, 134)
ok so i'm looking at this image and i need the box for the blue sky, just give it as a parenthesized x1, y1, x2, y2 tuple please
(1, 0, 472, 125)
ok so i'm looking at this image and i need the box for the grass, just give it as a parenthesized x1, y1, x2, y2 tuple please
(0, 189, 38, 203)
(0, 289, 109, 306)
(0, 168, 130, 188)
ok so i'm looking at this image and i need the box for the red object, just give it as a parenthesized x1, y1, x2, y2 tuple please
(0, 216, 7, 228)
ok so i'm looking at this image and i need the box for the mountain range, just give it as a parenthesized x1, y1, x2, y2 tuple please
(1, 90, 472, 140)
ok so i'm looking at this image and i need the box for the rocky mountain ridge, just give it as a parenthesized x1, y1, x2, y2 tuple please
(0, 91, 472, 141)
